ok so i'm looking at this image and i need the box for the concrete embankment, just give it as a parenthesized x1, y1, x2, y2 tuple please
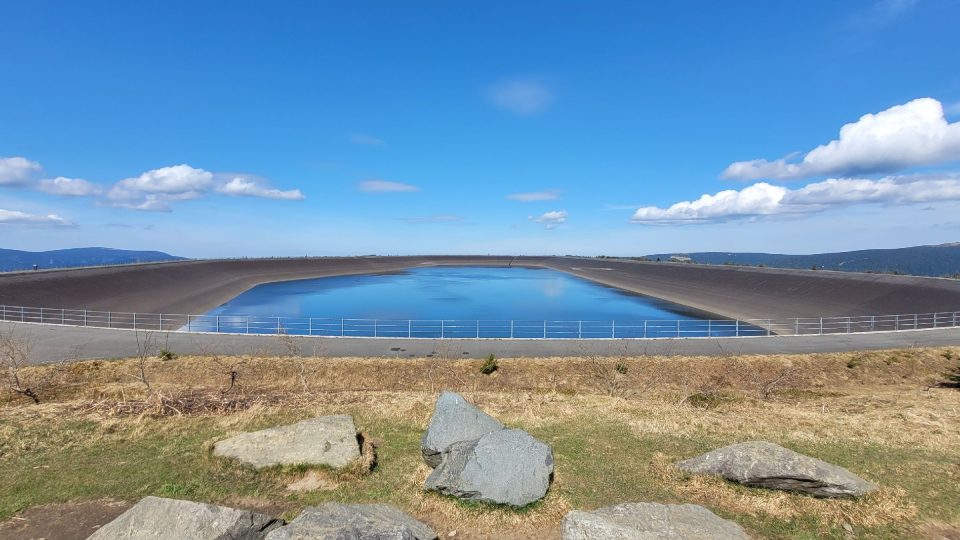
(1, 256, 960, 322)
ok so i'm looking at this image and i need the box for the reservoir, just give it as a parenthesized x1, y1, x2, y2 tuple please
(194, 266, 757, 338)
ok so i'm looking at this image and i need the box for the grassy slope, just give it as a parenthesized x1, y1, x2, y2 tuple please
(1, 349, 959, 539)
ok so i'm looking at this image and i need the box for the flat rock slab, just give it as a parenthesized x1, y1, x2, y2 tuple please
(265, 503, 437, 540)
(213, 415, 361, 470)
(87, 496, 280, 539)
(425, 428, 553, 507)
(562, 502, 749, 540)
(676, 440, 878, 498)
(421, 391, 504, 468)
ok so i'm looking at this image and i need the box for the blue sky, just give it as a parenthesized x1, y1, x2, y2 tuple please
(2, 0, 960, 257)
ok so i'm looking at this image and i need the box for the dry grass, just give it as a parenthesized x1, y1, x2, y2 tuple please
(1, 346, 959, 538)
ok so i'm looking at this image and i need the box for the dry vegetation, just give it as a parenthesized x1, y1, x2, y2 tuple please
(2, 339, 960, 539)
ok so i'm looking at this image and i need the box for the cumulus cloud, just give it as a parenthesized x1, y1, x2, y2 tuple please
(217, 177, 305, 200)
(358, 179, 420, 193)
(0, 208, 72, 226)
(722, 98, 960, 181)
(349, 133, 386, 146)
(105, 164, 213, 211)
(631, 173, 960, 224)
(0, 157, 42, 186)
(507, 189, 561, 202)
(38, 177, 102, 196)
(486, 78, 553, 116)
(530, 210, 567, 229)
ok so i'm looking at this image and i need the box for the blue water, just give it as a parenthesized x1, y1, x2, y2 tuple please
(194, 266, 760, 338)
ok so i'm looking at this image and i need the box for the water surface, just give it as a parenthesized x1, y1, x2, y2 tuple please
(195, 266, 758, 337)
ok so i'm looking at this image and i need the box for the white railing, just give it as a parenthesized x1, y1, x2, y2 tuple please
(1, 304, 958, 339)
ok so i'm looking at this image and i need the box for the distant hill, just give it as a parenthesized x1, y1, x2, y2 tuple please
(644, 243, 960, 278)
(0, 247, 185, 272)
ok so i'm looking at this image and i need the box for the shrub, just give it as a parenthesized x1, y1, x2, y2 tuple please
(157, 349, 178, 361)
(480, 354, 499, 375)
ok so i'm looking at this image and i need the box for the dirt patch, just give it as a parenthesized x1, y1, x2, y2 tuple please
(0, 499, 131, 540)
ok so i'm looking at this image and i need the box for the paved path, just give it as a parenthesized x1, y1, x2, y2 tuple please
(5, 321, 959, 364)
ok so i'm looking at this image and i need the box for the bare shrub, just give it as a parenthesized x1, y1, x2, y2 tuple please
(131, 331, 159, 391)
(1, 328, 41, 403)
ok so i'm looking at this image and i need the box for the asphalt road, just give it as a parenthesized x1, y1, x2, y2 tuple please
(5, 321, 959, 364)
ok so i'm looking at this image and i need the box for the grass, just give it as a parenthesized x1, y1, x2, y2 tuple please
(1, 347, 959, 538)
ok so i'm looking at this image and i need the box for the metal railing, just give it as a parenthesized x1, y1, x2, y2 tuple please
(1, 304, 959, 339)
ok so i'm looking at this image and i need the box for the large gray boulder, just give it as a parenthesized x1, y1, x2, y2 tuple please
(561, 502, 749, 540)
(87, 496, 280, 539)
(421, 391, 504, 468)
(265, 503, 437, 540)
(676, 441, 878, 498)
(424, 428, 554, 507)
(213, 415, 361, 470)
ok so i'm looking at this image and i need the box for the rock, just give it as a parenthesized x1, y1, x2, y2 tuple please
(676, 441, 878, 498)
(87, 496, 280, 539)
(213, 415, 361, 470)
(265, 503, 437, 540)
(421, 391, 504, 468)
(561, 502, 749, 540)
(425, 428, 553, 507)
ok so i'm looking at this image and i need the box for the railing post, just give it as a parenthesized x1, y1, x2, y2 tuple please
(676, 319, 681, 337)
(611, 320, 615, 339)
(510, 320, 514, 338)
(309, 318, 313, 335)
(476, 320, 480, 338)
(276, 317, 281, 334)
(914, 313, 918, 329)
(708, 319, 712, 337)
(846, 317, 851, 334)
(543, 320, 547, 339)
(40, 307, 44, 323)
(187, 314, 192, 331)
(216, 315, 220, 333)
(246, 316, 250, 334)
(795, 318, 799, 335)
(819, 317, 823, 335)
(340, 318, 344, 337)
(159, 313, 163, 330)
(871, 315, 875, 332)
(441, 319, 445, 338)
(108, 311, 112, 328)
(767, 319, 771, 336)
(408, 320, 412, 338)
(736, 319, 740, 337)
(84, 309, 88, 327)
(895, 314, 899, 331)
(61, 308, 65, 325)
(578, 320, 582, 339)
(643, 320, 647, 338)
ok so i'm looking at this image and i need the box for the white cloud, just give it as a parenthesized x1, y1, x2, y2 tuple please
(0, 157, 42, 186)
(486, 78, 553, 116)
(103, 164, 305, 211)
(722, 98, 960, 181)
(398, 214, 462, 224)
(349, 133, 386, 146)
(530, 210, 568, 229)
(217, 177, 305, 200)
(507, 189, 561, 202)
(632, 173, 960, 224)
(358, 179, 420, 193)
(847, 0, 919, 32)
(38, 177, 102, 196)
(0, 208, 72, 226)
